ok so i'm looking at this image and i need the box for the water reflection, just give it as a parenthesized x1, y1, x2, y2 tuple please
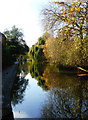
(29, 62, 49, 90)
(40, 66, 88, 119)
(12, 62, 88, 119)
(11, 61, 29, 106)
(41, 86, 88, 119)
(29, 63, 88, 119)
(11, 76, 28, 106)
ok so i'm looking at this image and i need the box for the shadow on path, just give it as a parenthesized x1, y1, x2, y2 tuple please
(2, 63, 18, 120)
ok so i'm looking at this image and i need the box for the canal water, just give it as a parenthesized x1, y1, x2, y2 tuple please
(11, 62, 88, 119)
(12, 73, 49, 118)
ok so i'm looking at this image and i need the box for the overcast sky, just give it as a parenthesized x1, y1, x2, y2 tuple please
(0, 0, 52, 47)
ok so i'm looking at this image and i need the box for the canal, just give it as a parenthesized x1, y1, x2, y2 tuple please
(12, 73, 49, 118)
(11, 61, 88, 119)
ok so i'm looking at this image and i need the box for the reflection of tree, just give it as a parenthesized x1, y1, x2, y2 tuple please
(41, 86, 88, 119)
(11, 76, 28, 106)
(29, 62, 49, 90)
(40, 65, 88, 118)
(18, 58, 30, 76)
(29, 63, 88, 118)
(11, 60, 29, 106)
(41, 65, 88, 97)
(77, 76, 88, 118)
(41, 64, 79, 90)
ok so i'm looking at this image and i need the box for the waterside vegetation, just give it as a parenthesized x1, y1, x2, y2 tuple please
(29, 1, 88, 71)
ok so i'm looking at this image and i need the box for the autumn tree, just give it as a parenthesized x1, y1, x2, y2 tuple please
(42, 1, 87, 40)
(41, 1, 88, 67)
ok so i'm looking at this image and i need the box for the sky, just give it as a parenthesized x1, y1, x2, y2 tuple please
(0, 0, 85, 47)
(0, 0, 52, 47)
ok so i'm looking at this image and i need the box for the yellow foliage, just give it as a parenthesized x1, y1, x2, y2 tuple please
(52, 14, 56, 17)
(70, 7, 75, 12)
(78, 7, 81, 12)
(72, 2, 75, 6)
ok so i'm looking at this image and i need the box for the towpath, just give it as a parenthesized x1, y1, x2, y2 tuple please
(2, 63, 19, 119)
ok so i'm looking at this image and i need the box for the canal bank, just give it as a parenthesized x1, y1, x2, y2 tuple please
(2, 63, 19, 120)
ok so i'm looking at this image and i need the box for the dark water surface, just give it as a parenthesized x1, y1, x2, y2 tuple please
(11, 62, 88, 119)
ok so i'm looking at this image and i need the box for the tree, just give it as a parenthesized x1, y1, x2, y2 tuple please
(4, 25, 29, 55)
(41, 1, 88, 67)
(3, 26, 29, 69)
(38, 37, 45, 45)
(29, 36, 46, 62)
(4, 25, 23, 42)
(42, 1, 87, 40)
(42, 32, 51, 40)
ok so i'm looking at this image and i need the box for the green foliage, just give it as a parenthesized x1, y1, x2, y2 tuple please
(29, 62, 49, 91)
(2, 26, 29, 69)
(4, 25, 23, 41)
(38, 37, 45, 45)
(29, 37, 46, 62)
